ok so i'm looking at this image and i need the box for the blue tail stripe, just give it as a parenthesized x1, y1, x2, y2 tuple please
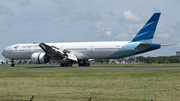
(147, 13, 161, 23)
(132, 30, 155, 41)
(134, 32, 149, 39)
(133, 32, 152, 41)
(137, 22, 154, 34)
(137, 21, 158, 35)
(143, 22, 154, 28)
(147, 30, 155, 39)
(131, 13, 161, 43)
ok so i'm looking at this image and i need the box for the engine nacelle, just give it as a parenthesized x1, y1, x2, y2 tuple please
(31, 53, 50, 64)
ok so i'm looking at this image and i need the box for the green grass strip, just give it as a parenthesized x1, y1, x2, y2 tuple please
(0, 69, 180, 100)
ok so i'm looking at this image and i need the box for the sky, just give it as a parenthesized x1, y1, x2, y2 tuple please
(0, 0, 180, 58)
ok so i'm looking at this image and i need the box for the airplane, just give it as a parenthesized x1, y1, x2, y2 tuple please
(1, 13, 172, 67)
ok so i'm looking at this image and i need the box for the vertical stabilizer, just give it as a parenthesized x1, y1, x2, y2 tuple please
(131, 13, 161, 43)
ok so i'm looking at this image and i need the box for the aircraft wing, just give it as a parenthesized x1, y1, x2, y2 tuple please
(39, 43, 78, 61)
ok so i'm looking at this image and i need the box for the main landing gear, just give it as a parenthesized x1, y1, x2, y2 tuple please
(11, 59, 15, 67)
(78, 60, 90, 67)
(78, 63, 90, 66)
(60, 59, 90, 67)
(60, 63, 72, 67)
(60, 58, 73, 67)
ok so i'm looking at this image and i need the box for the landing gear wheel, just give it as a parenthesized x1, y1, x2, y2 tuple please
(86, 63, 90, 66)
(60, 63, 64, 67)
(11, 59, 15, 67)
(78, 63, 90, 67)
(60, 63, 72, 67)
(11, 64, 15, 67)
(67, 64, 72, 67)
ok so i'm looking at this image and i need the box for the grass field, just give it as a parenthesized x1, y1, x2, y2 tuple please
(0, 69, 180, 101)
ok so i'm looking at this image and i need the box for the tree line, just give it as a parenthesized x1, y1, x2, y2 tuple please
(1, 55, 180, 64)
(93, 56, 180, 64)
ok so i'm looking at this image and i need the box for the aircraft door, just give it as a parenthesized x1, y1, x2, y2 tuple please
(90, 46, 93, 53)
(121, 45, 125, 51)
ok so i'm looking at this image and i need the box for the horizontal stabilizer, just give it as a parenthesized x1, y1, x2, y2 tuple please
(160, 44, 176, 47)
(135, 43, 151, 49)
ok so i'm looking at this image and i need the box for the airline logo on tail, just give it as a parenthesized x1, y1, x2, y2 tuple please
(131, 13, 161, 43)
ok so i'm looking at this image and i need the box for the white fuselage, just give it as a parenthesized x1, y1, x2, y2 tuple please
(2, 41, 130, 60)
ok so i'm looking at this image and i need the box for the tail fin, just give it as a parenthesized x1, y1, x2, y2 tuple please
(131, 13, 161, 43)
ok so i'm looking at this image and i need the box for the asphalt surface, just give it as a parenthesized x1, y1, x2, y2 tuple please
(0, 66, 180, 69)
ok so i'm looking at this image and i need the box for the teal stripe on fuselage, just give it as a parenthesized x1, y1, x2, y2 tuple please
(105, 42, 145, 59)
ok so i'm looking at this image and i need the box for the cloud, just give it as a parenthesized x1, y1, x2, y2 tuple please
(158, 33, 170, 38)
(52, 0, 78, 14)
(117, 33, 128, 38)
(85, 12, 103, 22)
(177, 43, 180, 47)
(69, 12, 103, 22)
(153, 7, 161, 12)
(122, 10, 140, 22)
(118, 10, 144, 38)
(0, 5, 14, 17)
(106, 28, 112, 36)
(108, 11, 116, 16)
(95, 21, 105, 30)
(94, 21, 113, 36)
(19, 0, 31, 7)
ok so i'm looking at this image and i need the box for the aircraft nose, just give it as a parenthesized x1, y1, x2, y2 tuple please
(2, 49, 7, 57)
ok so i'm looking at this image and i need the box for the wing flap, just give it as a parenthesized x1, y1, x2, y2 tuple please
(39, 43, 78, 61)
(39, 43, 57, 55)
(67, 53, 78, 61)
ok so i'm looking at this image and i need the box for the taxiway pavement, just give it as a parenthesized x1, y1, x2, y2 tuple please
(0, 66, 180, 69)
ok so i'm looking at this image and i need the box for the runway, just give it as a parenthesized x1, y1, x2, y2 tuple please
(0, 66, 180, 69)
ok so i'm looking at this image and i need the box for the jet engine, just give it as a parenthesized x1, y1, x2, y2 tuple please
(31, 53, 50, 64)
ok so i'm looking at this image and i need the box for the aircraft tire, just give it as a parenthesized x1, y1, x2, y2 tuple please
(78, 63, 81, 66)
(67, 63, 72, 67)
(60, 63, 64, 67)
(78, 63, 90, 67)
(11, 64, 15, 67)
(60, 63, 72, 67)
(86, 63, 90, 66)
